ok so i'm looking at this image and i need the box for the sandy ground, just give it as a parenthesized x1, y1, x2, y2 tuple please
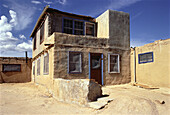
(0, 83, 170, 115)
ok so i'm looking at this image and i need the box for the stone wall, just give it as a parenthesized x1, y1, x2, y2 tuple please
(53, 33, 130, 85)
(0, 57, 32, 83)
(53, 78, 102, 105)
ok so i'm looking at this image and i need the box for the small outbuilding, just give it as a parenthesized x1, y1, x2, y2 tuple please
(0, 57, 32, 83)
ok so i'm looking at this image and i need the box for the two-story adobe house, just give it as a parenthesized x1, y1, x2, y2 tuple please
(30, 6, 130, 90)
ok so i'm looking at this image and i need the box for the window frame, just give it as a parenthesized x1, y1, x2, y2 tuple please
(33, 61, 35, 75)
(33, 34, 36, 50)
(138, 52, 154, 64)
(68, 51, 82, 74)
(62, 17, 95, 36)
(37, 58, 41, 76)
(40, 22, 45, 44)
(43, 52, 49, 75)
(85, 22, 95, 36)
(108, 54, 120, 73)
(2, 64, 21, 72)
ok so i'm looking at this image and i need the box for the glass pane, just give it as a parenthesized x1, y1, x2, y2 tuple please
(3, 64, 21, 72)
(139, 53, 153, 63)
(109, 55, 119, 72)
(110, 55, 118, 64)
(64, 19, 73, 28)
(86, 23, 94, 36)
(75, 21, 83, 29)
(92, 58, 100, 69)
(69, 52, 81, 73)
(74, 30, 83, 35)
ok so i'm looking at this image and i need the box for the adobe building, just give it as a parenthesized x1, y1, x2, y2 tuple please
(131, 38, 170, 88)
(30, 6, 130, 101)
(0, 57, 32, 83)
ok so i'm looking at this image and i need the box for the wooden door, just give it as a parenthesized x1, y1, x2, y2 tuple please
(90, 53, 102, 85)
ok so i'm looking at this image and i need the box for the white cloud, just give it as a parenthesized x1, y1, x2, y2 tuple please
(31, 0, 42, 4)
(9, 2, 36, 30)
(44, 0, 53, 4)
(0, 16, 13, 33)
(2, 4, 8, 8)
(19, 34, 26, 39)
(9, 10, 17, 26)
(108, 0, 141, 10)
(58, 0, 66, 5)
(16, 40, 32, 52)
(44, 0, 67, 5)
(0, 10, 32, 57)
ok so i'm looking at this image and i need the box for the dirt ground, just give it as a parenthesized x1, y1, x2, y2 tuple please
(0, 83, 170, 115)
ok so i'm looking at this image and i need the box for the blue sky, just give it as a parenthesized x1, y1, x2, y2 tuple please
(0, 0, 169, 57)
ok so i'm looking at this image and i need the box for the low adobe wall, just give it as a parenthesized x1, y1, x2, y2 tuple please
(131, 39, 170, 88)
(53, 78, 102, 106)
(0, 57, 32, 83)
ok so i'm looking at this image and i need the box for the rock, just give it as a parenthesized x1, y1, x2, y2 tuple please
(88, 102, 107, 109)
(88, 80, 102, 102)
(155, 100, 165, 104)
(97, 97, 114, 103)
(53, 78, 102, 106)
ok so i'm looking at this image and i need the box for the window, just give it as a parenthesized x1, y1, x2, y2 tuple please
(33, 34, 36, 50)
(86, 22, 95, 36)
(43, 53, 49, 75)
(63, 19, 73, 34)
(40, 23, 44, 44)
(68, 52, 82, 73)
(37, 58, 40, 75)
(108, 54, 120, 73)
(74, 21, 84, 35)
(138, 52, 153, 64)
(63, 18, 95, 36)
(2, 64, 21, 72)
(33, 61, 35, 75)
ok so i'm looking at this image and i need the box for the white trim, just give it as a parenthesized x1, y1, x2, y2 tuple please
(43, 52, 49, 75)
(108, 54, 120, 73)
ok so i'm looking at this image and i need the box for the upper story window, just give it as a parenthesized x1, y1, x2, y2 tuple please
(63, 19, 73, 34)
(86, 22, 95, 36)
(33, 34, 36, 50)
(74, 21, 84, 35)
(63, 17, 95, 36)
(138, 52, 154, 64)
(40, 22, 44, 44)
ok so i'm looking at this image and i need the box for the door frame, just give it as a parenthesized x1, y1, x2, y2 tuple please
(89, 52, 104, 85)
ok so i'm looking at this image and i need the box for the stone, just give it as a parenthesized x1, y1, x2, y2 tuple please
(88, 102, 107, 109)
(97, 97, 114, 103)
(53, 78, 102, 106)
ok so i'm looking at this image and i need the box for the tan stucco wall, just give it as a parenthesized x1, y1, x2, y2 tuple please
(32, 15, 49, 58)
(0, 57, 31, 83)
(131, 39, 170, 88)
(96, 10, 109, 38)
(96, 10, 130, 50)
(32, 15, 55, 91)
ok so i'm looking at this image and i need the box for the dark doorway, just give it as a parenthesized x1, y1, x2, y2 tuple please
(90, 53, 102, 85)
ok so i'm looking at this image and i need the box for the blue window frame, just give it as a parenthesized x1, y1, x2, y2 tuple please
(68, 51, 82, 74)
(138, 52, 154, 64)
